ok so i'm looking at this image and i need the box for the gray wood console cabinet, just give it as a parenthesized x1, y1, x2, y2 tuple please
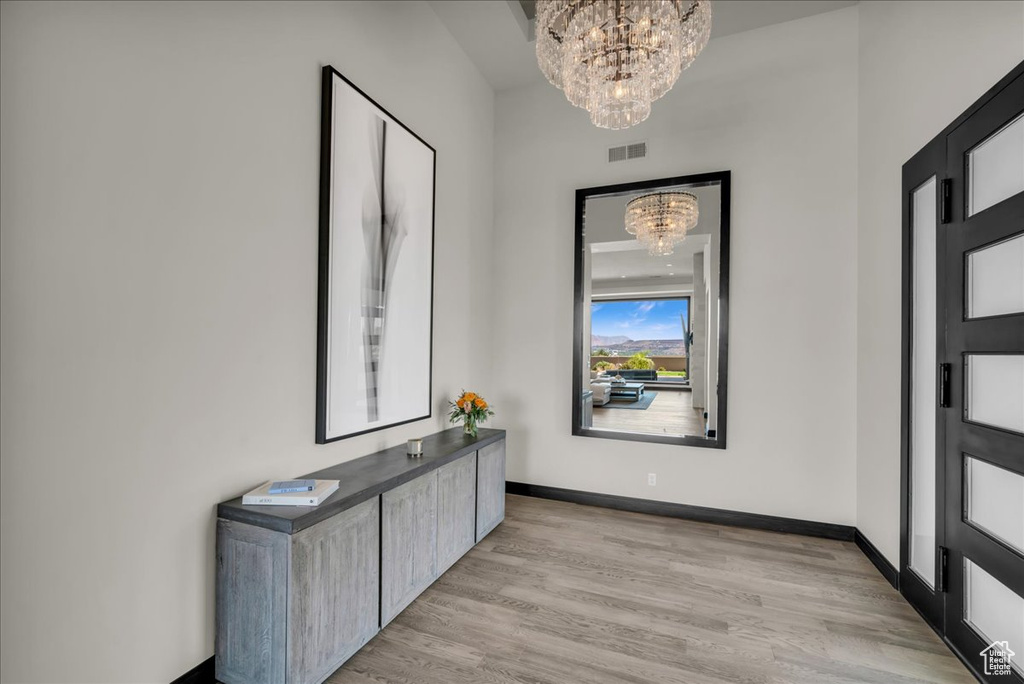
(215, 428, 505, 684)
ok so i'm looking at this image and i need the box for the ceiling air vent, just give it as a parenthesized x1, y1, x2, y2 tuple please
(607, 141, 647, 163)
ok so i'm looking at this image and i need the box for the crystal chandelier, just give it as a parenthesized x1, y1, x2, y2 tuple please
(624, 191, 698, 255)
(536, 0, 712, 130)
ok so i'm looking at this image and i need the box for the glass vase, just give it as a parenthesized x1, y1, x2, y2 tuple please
(463, 415, 477, 437)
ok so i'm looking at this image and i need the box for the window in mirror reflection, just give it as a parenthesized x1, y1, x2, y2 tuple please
(590, 297, 703, 434)
(574, 172, 729, 448)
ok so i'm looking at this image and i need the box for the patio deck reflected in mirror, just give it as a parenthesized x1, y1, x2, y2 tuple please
(573, 172, 730, 448)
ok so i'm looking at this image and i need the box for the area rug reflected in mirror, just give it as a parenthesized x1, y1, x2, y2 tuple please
(599, 391, 658, 410)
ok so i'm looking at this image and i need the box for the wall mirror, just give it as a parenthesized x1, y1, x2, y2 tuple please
(573, 171, 730, 448)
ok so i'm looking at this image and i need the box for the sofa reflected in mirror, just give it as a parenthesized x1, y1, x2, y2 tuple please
(589, 372, 613, 406)
(572, 172, 730, 449)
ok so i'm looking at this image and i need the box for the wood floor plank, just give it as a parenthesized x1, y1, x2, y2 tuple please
(328, 495, 972, 683)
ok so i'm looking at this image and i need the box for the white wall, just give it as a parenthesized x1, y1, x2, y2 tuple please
(492, 8, 859, 524)
(0, 2, 494, 682)
(855, 1, 1024, 565)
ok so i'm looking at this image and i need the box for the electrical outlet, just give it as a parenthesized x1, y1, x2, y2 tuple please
(648, 473, 657, 486)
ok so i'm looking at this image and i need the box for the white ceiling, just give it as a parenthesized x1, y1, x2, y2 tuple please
(586, 184, 720, 284)
(591, 238, 707, 284)
(430, 0, 858, 92)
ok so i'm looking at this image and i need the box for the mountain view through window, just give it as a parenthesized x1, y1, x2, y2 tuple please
(591, 298, 690, 356)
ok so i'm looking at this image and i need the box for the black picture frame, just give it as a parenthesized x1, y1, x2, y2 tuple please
(572, 171, 731, 449)
(316, 65, 436, 444)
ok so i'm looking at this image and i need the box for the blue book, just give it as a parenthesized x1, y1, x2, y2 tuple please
(268, 479, 316, 494)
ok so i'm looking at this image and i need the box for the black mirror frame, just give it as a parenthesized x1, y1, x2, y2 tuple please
(572, 170, 731, 449)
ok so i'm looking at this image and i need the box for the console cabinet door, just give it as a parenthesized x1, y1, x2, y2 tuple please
(436, 453, 477, 574)
(288, 497, 379, 684)
(476, 439, 506, 541)
(381, 472, 438, 625)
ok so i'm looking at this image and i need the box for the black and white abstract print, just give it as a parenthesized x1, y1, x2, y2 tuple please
(317, 68, 434, 443)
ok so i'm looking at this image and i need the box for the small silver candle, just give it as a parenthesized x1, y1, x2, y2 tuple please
(407, 438, 423, 457)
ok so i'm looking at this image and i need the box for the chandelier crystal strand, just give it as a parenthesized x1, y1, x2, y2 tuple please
(625, 191, 698, 256)
(537, 1, 712, 130)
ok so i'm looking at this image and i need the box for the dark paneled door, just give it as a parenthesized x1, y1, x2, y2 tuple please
(902, 61, 1024, 683)
(901, 133, 946, 631)
(941, 69, 1024, 682)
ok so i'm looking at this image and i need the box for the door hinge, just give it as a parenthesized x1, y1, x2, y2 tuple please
(937, 546, 949, 592)
(940, 178, 953, 224)
(938, 363, 952, 408)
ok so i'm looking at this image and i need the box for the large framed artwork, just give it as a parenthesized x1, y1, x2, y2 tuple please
(316, 66, 435, 444)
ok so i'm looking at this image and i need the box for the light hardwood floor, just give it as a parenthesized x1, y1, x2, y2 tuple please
(592, 388, 706, 436)
(328, 495, 972, 684)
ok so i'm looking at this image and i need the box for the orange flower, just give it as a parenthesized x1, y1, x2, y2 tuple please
(474, 398, 487, 409)
(456, 398, 466, 409)
(463, 392, 477, 402)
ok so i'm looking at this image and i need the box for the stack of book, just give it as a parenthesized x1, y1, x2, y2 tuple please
(243, 479, 340, 506)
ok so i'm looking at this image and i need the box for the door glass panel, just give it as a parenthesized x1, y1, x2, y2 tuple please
(964, 557, 1024, 675)
(965, 456, 1024, 554)
(968, 112, 1024, 216)
(965, 355, 1024, 433)
(967, 233, 1024, 318)
(910, 177, 937, 587)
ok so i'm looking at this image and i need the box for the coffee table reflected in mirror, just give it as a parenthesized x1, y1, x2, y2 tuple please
(609, 382, 645, 402)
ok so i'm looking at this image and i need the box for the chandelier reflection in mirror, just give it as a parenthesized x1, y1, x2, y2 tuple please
(624, 191, 699, 255)
(536, 0, 712, 130)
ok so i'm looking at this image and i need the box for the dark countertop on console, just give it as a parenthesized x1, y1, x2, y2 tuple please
(217, 427, 505, 534)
